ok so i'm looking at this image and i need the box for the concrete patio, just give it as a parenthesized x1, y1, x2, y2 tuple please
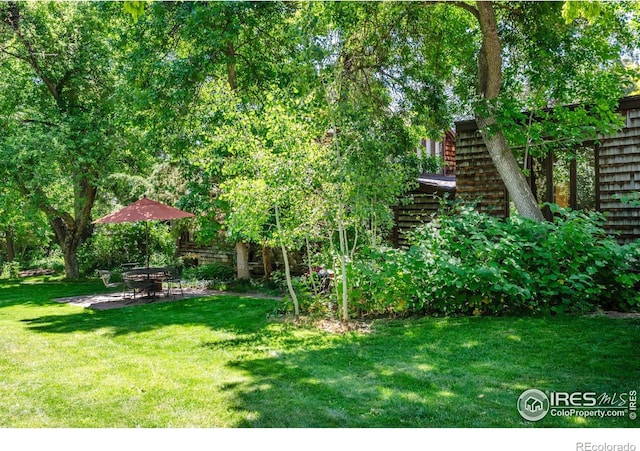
(51, 288, 284, 311)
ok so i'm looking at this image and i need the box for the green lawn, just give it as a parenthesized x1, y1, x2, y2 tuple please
(0, 278, 638, 428)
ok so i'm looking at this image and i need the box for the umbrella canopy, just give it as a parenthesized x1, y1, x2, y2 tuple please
(92, 196, 195, 224)
(92, 196, 195, 269)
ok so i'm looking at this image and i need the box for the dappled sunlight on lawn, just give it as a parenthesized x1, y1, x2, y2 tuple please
(1, 280, 638, 427)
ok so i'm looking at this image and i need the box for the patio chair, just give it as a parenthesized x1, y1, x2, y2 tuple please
(97, 270, 126, 298)
(122, 269, 156, 300)
(97, 270, 122, 288)
(165, 266, 184, 297)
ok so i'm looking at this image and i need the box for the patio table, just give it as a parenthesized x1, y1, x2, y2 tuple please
(123, 267, 170, 300)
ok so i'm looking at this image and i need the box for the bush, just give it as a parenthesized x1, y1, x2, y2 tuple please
(27, 252, 65, 273)
(348, 204, 640, 316)
(78, 222, 176, 274)
(1, 261, 20, 279)
(182, 263, 235, 282)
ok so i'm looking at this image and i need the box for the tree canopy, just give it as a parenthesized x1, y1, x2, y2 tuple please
(1, 0, 638, 285)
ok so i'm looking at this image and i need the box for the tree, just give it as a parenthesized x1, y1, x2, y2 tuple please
(0, 186, 49, 264)
(452, 1, 637, 220)
(0, 2, 142, 278)
(221, 96, 325, 316)
(302, 2, 637, 221)
(122, 1, 301, 279)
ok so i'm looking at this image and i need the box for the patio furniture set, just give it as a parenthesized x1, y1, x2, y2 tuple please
(97, 264, 184, 302)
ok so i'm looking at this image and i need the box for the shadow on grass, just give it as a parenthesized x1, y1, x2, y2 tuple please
(20, 295, 279, 337)
(0, 279, 106, 309)
(6, 280, 640, 427)
(219, 316, 640, 427)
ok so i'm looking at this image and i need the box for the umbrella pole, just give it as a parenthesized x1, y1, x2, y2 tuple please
(145, 220, 150, 270)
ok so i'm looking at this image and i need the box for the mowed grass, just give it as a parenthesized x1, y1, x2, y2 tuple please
(0, 278, 638, 428)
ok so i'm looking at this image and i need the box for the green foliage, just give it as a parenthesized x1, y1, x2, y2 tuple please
(416, 154, 444, 175)
(123, 1, 147, 22)
(494, 1, 636, 156)
(348, 204, 640, 317)
(78, 222, 175, 274)
(1, 261, 20, 279)
(616, 191, 640, 207)
(28, 253, 65, 273)
(182, 263, 235, 282)
(0, 2, 154, 278)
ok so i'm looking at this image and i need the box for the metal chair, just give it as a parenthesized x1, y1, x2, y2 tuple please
(96, 270, 125, 298)
(165, 266, 184, 297)
(97, 270, 122, 288)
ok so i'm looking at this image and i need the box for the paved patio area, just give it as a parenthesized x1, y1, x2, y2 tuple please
(52, 288, 280, 311)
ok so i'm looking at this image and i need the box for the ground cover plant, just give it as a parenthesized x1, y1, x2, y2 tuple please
(0, 278, 638, 427)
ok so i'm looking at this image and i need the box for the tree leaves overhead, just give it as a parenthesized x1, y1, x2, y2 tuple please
(0, 2, 153, 277)
(1, 1, 639, 277)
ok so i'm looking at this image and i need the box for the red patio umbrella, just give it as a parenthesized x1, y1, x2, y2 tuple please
(92, 196, 195, 269)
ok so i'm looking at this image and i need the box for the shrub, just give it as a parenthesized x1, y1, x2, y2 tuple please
(1, 261, 20, 279)
(78, 222, 175, 274)
(27, 252, 65, 273)
(182, 263, 235, 282)
(348, 203, 640, 316)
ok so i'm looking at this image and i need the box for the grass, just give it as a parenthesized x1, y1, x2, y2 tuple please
(0, 277, 638, 427)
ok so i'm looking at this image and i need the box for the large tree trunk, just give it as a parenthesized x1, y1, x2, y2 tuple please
(5, 229, 16, 262)
(50, 217, 83, 279)
(48, 177, 96, 279)
(61, 242, 80, 280)
(475, 2, 545, 222)
(235, 241, 250, 280)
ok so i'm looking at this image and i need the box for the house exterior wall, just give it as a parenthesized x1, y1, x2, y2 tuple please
(393, 185, 453, 247)
(178, 232, 306, 276)
(178, 232, 235, 267)
(454, 122, 509, 218)
(597, 96, 640, 241)
(454, 94, 640, 242)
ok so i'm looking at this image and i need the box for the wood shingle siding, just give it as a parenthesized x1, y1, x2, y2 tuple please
(454, 94, 640, 242)
(597, 98, 640, 241)
(392, 175, 456, 248)
(454, 124, 509, 218)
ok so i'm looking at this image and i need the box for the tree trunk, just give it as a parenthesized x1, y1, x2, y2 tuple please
(225, 39, 253, 279)
(50, 216, 84, 279)
(475, 2, 545, 222)
(476, 116, 545, 221)
(337, 204, 349, 322)
(235, 241, 250, 279)
(62, 243, 80, 280)
(261, 244, 273, 281)
(5, 229, 15, 262)
(275, 206, 299, 317)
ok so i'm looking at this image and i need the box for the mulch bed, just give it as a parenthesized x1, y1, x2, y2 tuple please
(18, 268, 56, 277)
(272, 316, 373, 334)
